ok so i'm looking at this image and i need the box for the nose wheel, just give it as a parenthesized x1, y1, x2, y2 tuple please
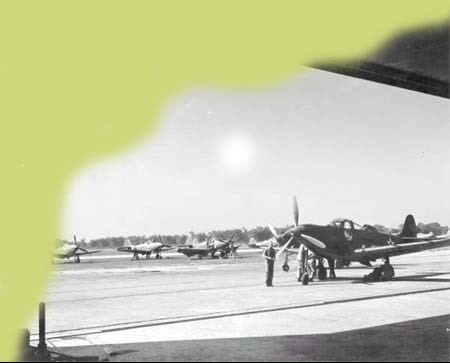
(282, 263, 290, 272)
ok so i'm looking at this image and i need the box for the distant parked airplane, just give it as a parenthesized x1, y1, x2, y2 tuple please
(177, 232, 239, 259)
(117, 237, 174, 260)
(54, 235, 100, 263)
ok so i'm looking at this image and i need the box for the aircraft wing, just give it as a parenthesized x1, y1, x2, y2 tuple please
(159, 246, 175, 252)
(217, 245, 240, 252)
(177, 248, 209, 257)
(116, 247, 151, 254)
(274, 247, 317, 260)
(351, 237, 450, 260)
(117, 247, 134, 253)
(74, 250, 101, 256)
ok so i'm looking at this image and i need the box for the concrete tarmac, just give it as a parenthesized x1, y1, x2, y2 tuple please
(30, 248, 450, 361)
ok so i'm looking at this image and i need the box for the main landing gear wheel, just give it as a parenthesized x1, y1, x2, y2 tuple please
(75, 256, 80, 264)
(282, 263, 290, 272)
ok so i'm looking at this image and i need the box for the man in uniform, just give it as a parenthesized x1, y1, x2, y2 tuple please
(262, 241, 276, 287)
(296, 244, 308, 282)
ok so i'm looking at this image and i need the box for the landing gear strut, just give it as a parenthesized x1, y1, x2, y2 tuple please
(75, 256, 81, 264)
(282, 251, 290, 272)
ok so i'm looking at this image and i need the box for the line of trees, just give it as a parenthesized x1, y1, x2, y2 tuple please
(56, 222, 448, 249)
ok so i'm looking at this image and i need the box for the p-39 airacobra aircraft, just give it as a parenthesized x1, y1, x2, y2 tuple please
(54, 235, 101, 263)
(117, 237, 174, 260)
(270, 196, 450, 284)
(177, 232, 239, 259)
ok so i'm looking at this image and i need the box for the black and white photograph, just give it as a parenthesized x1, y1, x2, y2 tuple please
(22, 16, 449, 363)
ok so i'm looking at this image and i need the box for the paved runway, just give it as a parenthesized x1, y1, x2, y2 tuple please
(29, 248, 450, 361)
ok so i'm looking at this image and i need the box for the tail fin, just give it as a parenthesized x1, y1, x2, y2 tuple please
(401, 215, 417, 238)
(188, 232, 199, 246)
(123, 238, 132, 248)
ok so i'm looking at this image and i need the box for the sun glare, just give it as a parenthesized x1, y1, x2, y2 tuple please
(220, 135, 254, 170)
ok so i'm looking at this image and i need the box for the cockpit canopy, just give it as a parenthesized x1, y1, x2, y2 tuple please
(331, 218, 370, 229)
(360, 224, 378, 233)
(329, 218, 355, 229)
(329, 218, 376, 231)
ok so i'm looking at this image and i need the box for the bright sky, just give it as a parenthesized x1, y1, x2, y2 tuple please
(64, 69, 450, 240)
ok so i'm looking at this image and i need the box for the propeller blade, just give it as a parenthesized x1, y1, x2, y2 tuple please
(73, 234, 78, 246)
(228, 231, 237, 243)
(276, 235, 294, 259)
(293, 195, 299, 226)
(300, 234, 326, 249)
(268, 225, 279, 238)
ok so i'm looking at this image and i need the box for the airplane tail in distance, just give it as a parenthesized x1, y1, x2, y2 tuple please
(401, 214, 417, 238)
(187, 232, 199, 246)
(123, 238, 132, 248)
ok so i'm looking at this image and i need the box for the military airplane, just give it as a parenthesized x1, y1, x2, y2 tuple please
(117, 237, 174, 260)
(248, 237, 279, 249)
(177, 232, 239, 259)
(54, 235, 101, 263)
(269, 196, 450, 284)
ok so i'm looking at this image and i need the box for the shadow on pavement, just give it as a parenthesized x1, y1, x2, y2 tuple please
(61, 314, 449, 362)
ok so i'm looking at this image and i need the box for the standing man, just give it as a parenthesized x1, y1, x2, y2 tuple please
(262, 241, 276, 287)
(296, 245, 308, 282)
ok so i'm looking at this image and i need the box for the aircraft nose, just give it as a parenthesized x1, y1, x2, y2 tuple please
(297, 225, 309, 234)
(292, 225, 310, 237)
(280, 226, 301, 242)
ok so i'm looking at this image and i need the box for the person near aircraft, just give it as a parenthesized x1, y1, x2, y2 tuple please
(327, 258, 336, 279)
(262, 241, 276, 287)
(296, 245, 309, 282)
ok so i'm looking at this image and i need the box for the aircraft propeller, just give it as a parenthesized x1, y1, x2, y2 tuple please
(293, 195, 299, 227)
(268, 196, 326, 260)
(73, 234, 88, 253)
